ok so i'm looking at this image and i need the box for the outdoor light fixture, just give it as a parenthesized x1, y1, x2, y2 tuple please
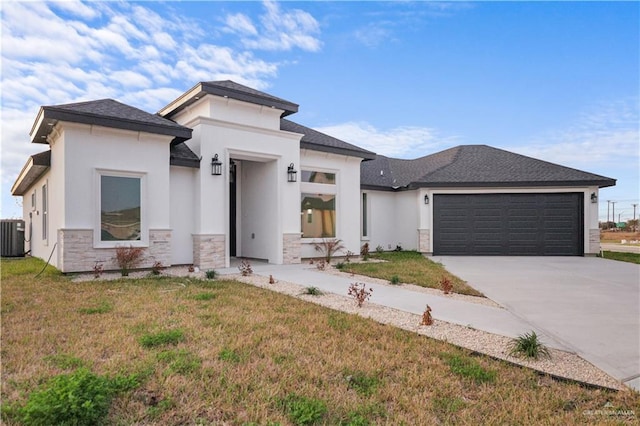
(424, 194, 430, 205)
(591, 192, 598, 204)
(211, 154, 222, 176)
(287, 163, 297, 182)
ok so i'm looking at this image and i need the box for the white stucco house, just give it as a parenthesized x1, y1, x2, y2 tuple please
(12, 81, 615, 273)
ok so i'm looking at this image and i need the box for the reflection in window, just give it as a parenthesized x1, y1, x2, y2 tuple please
(101, 176, 141, 241)
(301, 193, 335, 238)
(301, 171, 336, 184)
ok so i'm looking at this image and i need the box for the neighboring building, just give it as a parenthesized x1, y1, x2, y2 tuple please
(11, 81, 615, 273)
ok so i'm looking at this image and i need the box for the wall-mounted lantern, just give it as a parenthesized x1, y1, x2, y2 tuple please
(424, 194, 430, 205)
(211, 154, 222, 176)
(590, 192, 598, 204)
(287, 163, 297, 182)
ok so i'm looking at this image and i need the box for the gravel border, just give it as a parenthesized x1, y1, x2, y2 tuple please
(73, 266, 626, 391)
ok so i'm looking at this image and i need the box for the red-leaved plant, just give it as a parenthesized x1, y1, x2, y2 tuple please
(348, 282, 373, 307)
(114, 245, 144, 276)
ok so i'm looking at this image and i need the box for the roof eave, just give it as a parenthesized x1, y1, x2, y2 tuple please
(170, 157, 201, 168)
(301, 142, 377, 160)
(11, 152, 51, 196)
(408, 179, 617, 189)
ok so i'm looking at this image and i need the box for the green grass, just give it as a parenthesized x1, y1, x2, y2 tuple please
(508, 331, 551, 360)
(2, 257, 639, 425)
(600, 251, 640, 264)
(345, 251, 483, 296)
(138, 329, 185, 348)
(78, 300, 113, 315)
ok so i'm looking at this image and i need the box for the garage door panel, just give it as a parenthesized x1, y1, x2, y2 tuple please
(433, 193, 583, 256)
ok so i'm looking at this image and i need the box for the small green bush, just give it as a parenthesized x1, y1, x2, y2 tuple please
(18, 368, 138, 426)
(205, 269, 217, 279)
(279, 393, 327, 425)
(302, 286, 323, 296)
(139, 329, 185, 348)
(335, 262, 345, 270)
(390, 275, 401, 285)
(508, 331, 551, 360)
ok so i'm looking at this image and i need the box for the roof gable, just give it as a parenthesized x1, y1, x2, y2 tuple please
(362, 145, 616, 189)
(31, 99, 192, 144)
(160, 80, 299, 119)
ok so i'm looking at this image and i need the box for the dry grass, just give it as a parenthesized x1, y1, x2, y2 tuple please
(2, 257, 639, 425)
(343, 251, 484, 297)
(601, 231, 640, 243)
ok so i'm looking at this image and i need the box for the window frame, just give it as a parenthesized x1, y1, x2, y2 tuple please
(94, 169, 148, 248)
(42, 183, 48, 243)
(361, 192, 369, 239)
(300, 168, 338, 241)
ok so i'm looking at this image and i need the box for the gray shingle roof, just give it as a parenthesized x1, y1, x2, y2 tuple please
(11, 150, 51, 196)
(281, 119, 376, 160)
(161, 80, 299, 118)
(170, 142, 200, 168)
(361, 145, 616, 189)
(31, 99, 192, 144)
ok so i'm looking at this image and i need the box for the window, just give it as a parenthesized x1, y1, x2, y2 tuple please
(301, 171, 336, 184)
(301, 193, 335, 238)
(300, 168, 337, 239)
(97, 172, 145, 246)
(42, 184, 47, 241)
(31, 192, 36, 210)
(362, 192, 368, 238)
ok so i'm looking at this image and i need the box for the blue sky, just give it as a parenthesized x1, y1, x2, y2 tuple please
(1, 1, 638, 222)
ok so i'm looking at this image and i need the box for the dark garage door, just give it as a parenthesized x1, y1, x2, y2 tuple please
(433, 193, 584, 256)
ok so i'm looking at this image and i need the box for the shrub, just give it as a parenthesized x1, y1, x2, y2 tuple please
(345, 250, 355, 263)
(279, 393, 327, 425)
(390, 275, 401, 285)
(421, 305, 433, 326)
(375, 245, 384, 254)
(314, 238, 345, 263)
(315, 259, 326, 270)
(114, 245, 144, 276)
(335, 262, 345, 270)
(18, 368, 138, 426)
(302, 286, 323, 296)
(151, 261, 165, 275)
(238, 259, 253, 276)
(440, 276, 453, 295)
(205, 269, 217, 279)
(348, 282, 373, 307)
(139, 329, 185, 348)
(394, 244, 403, 252)
(360, 243, 370, 261)
(269, 274, 275, 284)
(92, 261, 104, 279)
(508, 331, 551, 360)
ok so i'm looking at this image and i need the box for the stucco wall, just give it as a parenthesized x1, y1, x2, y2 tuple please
(170, 166, 197, 265)
(364, 190, 420, 252)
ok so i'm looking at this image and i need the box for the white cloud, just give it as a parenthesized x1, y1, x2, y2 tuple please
(226, 0, 322, 52)
(313, 122, 459, 158)
(354, 24, 393, 48)
(507, 99, 640, 170)
(0, 0, 324, 218)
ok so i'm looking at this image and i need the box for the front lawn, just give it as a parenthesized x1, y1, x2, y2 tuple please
(343, 251, 483, 296)
(600, 251, 640, 264)
(2, 258, 638, 425)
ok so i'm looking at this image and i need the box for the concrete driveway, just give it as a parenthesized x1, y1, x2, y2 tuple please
(433, 256, 640, 390)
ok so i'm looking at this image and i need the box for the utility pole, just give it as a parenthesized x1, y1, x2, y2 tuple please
(611, 201, 617, 229)
(633, 203, 637, 232)
(607, 200, 611, 228)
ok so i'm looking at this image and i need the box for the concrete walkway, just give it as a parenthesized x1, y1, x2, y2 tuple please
(433, 256, 640, 391)
(218, 262, 571, 351)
